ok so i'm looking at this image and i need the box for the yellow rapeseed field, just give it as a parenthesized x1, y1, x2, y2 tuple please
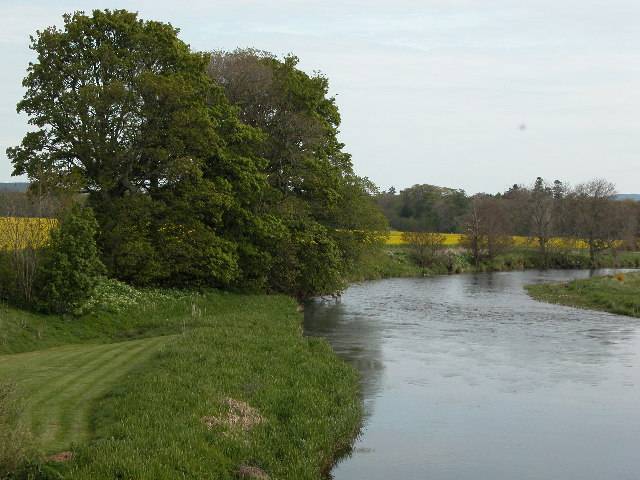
(0, 219, 593, 252)
(386, 231, 464, 246)
(0, 217, 57, 250)
(386, 231, 589, 249)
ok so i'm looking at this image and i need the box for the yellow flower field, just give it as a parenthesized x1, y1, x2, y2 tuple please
(0, 219, 595, 252)
(386, 231, 465, 246)
(0, 216, 57, 250)
(385, 231, 590, 249)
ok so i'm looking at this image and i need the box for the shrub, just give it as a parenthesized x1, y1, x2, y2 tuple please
(269, 221, 344, 299)
(35, 205, 105, 314)
(401, 231, 446, 268)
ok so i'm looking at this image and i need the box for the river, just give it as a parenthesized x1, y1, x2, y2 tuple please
(304, 270, 640, 480)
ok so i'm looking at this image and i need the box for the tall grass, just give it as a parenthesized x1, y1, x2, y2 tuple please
(0, 382, 33, 478)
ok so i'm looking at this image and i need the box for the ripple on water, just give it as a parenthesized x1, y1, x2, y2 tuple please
(304, 269, 640, 480)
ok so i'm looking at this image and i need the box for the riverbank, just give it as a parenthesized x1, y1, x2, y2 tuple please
(0, 284, 361, 479)
(526, 272, 640, 318)
(348, 246, 640, 283)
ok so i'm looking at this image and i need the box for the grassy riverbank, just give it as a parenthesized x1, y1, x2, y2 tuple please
(346, 247, 422, 282)
(349, 246, 640, 282)
(0, 287, 361, 479)
(526, 272, 640, 318)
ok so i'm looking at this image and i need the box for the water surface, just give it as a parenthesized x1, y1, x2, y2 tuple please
(304, 270, 640, 480)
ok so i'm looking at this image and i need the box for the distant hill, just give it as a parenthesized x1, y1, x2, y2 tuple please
(615, 194, 640, 201)
(0, 182, 29, 192)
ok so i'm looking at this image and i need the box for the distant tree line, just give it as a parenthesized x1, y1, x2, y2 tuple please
(379, 178, 639, 267)
(378, 184, 469, 233)
(2, 9, 386, 312)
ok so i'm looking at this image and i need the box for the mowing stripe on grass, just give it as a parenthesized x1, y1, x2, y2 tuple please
(0, 335, 175, 453)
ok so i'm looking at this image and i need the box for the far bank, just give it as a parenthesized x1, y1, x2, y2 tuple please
(526, 271, 640, 318)
(348, 245, 640, 284)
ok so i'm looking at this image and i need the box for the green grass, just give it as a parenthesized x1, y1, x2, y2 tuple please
(352, 247, 640, 281)
(0, 289, 199, 355)
(0, 289, 361, 479)
(346, 246, 423, 282)
(526, 272, 640, 317)
(0, 336, 172, 453)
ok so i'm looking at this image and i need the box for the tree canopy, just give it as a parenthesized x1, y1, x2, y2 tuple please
(7, 10, 386, 297)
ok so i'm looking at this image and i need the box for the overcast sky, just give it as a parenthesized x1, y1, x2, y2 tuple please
(1, 0, 638, 194)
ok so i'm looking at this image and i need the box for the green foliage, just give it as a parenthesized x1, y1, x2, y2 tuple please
(0, 253, 15, 302)
(345, 246, 422, 282)
(377, 184, 469, 233)
(210, 50, 348, 206)
(210, 49, 387, 296)
(92, 194, 163, 286)
(7, 13, 387, 298)
(328, 177, 388, 275)
(401, 231, 446, 268)
(79, 277, 144, 314)
(35, 205, 105, 314)
(269, 221, 344, 298)
(7, 9, 217, 196)
(357, 247, 640, 281)
(6, 10, 273, 292)
(93, 188, 242, 289)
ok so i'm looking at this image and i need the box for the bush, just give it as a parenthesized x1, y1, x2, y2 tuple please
(155, 220, 239, 288)
(35, 205, 105, 314)
(269, 221, 344, 299)
(401, 231, 446, 268)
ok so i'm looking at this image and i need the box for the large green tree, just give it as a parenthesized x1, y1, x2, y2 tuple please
(8, 12, 385, 297)
(7, 10, 270, 289)
(209, 49, 387, 292)
(8, 10, 218, 197)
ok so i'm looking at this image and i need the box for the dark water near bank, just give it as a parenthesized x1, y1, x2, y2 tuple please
(304, 270, 640, 480)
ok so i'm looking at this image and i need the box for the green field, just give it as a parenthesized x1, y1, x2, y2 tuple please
(526, 272, 640, 317)
(0, 288, 361, 479)
(0, 336, 172, 453)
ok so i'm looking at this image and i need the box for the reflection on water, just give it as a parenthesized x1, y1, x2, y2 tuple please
(304, 270, 640, 480)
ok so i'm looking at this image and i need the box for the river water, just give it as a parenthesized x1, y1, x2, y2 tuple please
(304, 270, 640, 480)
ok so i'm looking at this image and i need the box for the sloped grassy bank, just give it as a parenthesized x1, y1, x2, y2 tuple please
(526, 272, 640, 318)
(348, 246, 640, 282)
(0, 284, 361, 479)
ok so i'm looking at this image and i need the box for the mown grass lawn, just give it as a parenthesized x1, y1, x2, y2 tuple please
(526, 272, 640, 317)
(0, 289, 361, 479)
(0, 336, 172, 453)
